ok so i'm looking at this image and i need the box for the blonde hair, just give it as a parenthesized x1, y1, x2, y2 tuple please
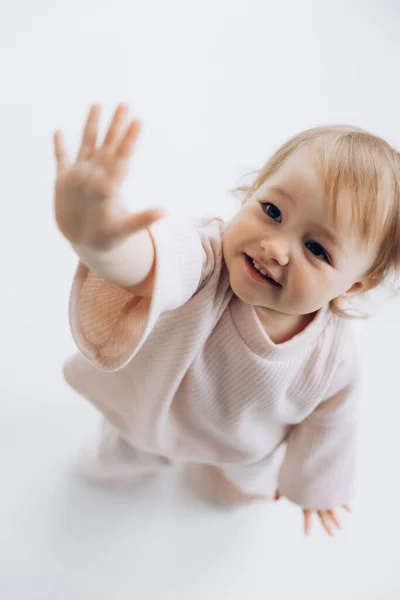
(231, 125, 400, 318)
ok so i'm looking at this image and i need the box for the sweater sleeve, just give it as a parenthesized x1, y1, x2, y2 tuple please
(68, 216, 219, 372)
(278, 349, 360, 510)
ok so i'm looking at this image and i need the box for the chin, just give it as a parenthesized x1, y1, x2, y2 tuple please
(228, 279, 252, 304)
(230, 282, 269, 308)
(234, 291, 257, 306)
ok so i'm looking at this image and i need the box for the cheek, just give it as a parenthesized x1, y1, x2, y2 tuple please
(225, 212, 264, 248)
(223, 220, 246, 253)
(292, 263, 336, 298)
(221, 227, 234, 257)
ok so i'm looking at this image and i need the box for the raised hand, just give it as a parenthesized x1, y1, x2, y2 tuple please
(53, 103, 163, 250)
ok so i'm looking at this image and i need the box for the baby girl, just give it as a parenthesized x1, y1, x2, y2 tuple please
(53, 104, 400, 535)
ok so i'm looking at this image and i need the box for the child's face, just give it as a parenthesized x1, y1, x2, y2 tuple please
(222, 146, 377, 318)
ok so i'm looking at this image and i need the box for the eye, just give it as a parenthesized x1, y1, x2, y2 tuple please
(305, 241, 330, 264)
(263, 203, 282, 223)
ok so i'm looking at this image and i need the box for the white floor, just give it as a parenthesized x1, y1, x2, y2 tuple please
(1, 0, 400, 598)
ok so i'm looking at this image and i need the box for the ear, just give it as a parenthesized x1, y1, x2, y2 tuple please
(343, 276, 378, 298)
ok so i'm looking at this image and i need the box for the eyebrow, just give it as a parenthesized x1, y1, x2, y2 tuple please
(269, 185, 296, 205)
(315, 225, 340, 246)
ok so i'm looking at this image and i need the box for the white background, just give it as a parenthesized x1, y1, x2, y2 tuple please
(0, 0, 399, 598)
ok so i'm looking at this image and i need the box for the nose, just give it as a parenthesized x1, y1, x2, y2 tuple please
(260, 237, 289, 266)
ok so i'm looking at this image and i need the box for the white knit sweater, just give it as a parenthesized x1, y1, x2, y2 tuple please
(64, 216, 360, 509)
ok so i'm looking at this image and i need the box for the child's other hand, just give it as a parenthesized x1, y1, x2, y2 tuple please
(303, 504, 351, 536)
(53, 104, 163, 250)
(274, 490, 351, 536)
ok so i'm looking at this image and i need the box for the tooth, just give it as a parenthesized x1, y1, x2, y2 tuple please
(254, 262, 261, 269)
(260, 269, 268, 276)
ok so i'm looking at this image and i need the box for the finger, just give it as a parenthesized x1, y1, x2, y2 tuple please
(102, 103, 129, 149)
(303, 510, 312, 535)
(53, 130, 70, 173)
(274, 489, 280, 501)
(111, 120, 141, 183)
(77, 104, 101, 161)
(120, 208, 165, 237)
(342, 504, 351, 513)
(111, 119, 141, 181)
(327, 509, 341, 530)
(318, 511, 334, 536)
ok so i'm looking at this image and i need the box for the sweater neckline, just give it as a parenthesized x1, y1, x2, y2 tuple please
(229, 295, 331, 360)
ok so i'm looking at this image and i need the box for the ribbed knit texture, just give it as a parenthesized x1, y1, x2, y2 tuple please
(64, 215, 359, 509)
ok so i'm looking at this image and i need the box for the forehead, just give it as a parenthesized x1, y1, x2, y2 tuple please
(257, 146, 354, 232)
(260, 146, 323, 200)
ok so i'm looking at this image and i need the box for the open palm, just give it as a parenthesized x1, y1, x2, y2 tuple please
(53, 103, 163, 250)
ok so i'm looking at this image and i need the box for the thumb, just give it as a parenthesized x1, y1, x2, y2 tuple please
(121, 208, 165, 237)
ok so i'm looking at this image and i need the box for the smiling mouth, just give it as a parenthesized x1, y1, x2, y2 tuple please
(244, 254, 282, 287)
